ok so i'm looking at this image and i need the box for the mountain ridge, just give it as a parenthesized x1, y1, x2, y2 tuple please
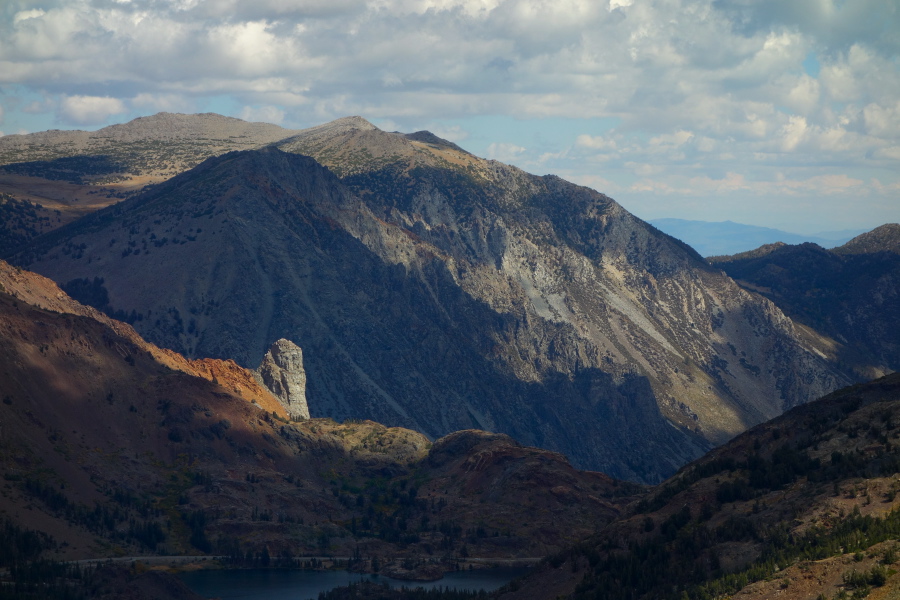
(0, 112, 304, 243)
(835, 223, 900, 256)
(10, 115, 848, 482)
(499, 371, 900, 600)
(14, 146, 711, 480)
(651, 218, 866, 257)
(710, 225, 900, 380)
(0, 259, 638, 574)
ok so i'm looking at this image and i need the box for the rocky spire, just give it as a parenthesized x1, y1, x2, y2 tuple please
(253, 339, 309, 420)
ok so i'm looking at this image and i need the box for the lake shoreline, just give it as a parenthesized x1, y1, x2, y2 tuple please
(177, 566, 531, 600)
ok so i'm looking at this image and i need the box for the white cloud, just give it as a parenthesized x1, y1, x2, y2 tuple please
(427, 124, 470, 142)
(784, 75, 821, 114)
(0, 0, 896, 230)
(780, 174, 865, 195)
(575, 134, 616, 150)
(58, 95, 127, 125)
(820, 50, 864, 103)
(863, 102, 900, 138)
(779, 116, 808, 152)
(13, 9, 46, 24)
(626, 162, 666, 177)
(873, 146, 900, 161)
(648, 130, 693, 153)
(629, 171, 868, 199)
(486, 142, 526, 162)
(239, 105, 286, 124)
(131, 93, 194, 113)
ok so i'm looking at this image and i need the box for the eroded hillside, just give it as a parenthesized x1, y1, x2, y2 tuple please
(0, 261, 636, 573)
(500, 373, 900, 600)
(10, 116, 848, 481)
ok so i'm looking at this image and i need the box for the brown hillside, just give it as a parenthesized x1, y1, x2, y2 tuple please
(0, 263, 636, 570)
(0, 112, 301, 241)
(0, 258, 287, 417)
(500, 373, 900, 600)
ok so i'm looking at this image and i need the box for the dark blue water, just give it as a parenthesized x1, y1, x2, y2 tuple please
(179, 567, 528, 600)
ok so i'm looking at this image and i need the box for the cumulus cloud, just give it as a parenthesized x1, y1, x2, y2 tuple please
(486, 142, 526, 162)
(131, 93, 194, 113)
(0, 0, 896, 230)
(57, 95, 127, 125)
(575, 134, 617, 151)
(863, 102, 900, 138)
(239, 105, 286, 124)
(427, 124, 470, 142)
(713, 0, 900, 55)
(13, 9, 46, 24)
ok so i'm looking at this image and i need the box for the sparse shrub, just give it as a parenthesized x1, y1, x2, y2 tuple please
(868, 564, 887, 587)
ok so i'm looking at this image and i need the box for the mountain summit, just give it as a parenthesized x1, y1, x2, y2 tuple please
(834, 223, 900, 255)
(12, 114, 847, 482)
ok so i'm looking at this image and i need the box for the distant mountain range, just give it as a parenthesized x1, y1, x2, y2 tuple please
(649, 218, 867, 257)
(6, 114, 847, 483)
(710, 224, 900, 380)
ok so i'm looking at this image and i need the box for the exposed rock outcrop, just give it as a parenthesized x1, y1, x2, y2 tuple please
(10, 115, 850, 482)
(253, 338, 310, 420)
(0, 269, 634, 569)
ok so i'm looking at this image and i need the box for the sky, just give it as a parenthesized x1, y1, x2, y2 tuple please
(0, 0, 898, 234)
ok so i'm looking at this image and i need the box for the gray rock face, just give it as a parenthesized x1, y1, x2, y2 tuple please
(14, 117, 853, 482)
(254, 339, 309, 420)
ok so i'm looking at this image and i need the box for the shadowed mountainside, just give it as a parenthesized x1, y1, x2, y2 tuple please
(0, 260, 637, 574)
(10, 116, 848, 482)
(499, 372, 900, 600)
(710, 224, 900, 380)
